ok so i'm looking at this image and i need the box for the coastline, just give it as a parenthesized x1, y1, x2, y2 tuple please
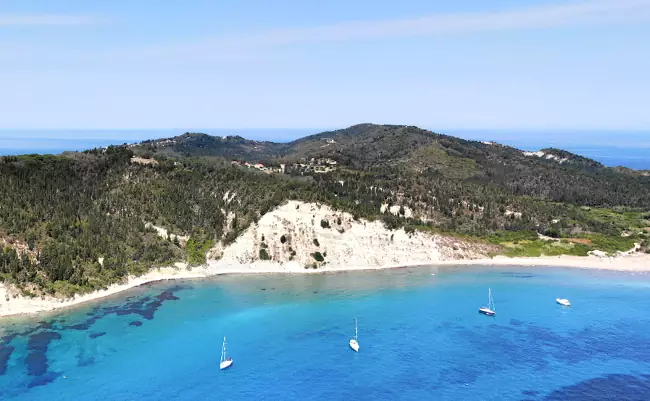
(0, 266, 212, 319)
(438, 253, 650, 271)
(1, 253, 650, 319)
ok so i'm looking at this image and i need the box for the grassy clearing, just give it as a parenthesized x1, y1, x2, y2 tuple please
(186, 236, 215, 265)
(501, 239, 591, 258)
(582, 207, 648, 227)
(412, 146, 478, 179)
(485, 206, 649, 257)
(413, 223, 642, 258)
(581, 234, 637, 254)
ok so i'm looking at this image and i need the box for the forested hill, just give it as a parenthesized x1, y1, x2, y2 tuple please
(139, 124, 650, 208)
(1, 124, 649, 297)
(138, 133, 288, 161)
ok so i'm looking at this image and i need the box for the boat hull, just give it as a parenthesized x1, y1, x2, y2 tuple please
(556, 298, 571, 306)
(479, 307, 496, 316)
(220, 359, 233, 370)
(349, 339, 359, 352)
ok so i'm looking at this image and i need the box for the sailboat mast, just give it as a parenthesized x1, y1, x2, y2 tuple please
(355, 318, 358, 340)
(221, 336, 227, 362)
(488, 288, 494, 310)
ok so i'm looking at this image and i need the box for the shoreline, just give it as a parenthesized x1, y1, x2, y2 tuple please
(1, 253, 650, 319)
(438, 253, 650, 271)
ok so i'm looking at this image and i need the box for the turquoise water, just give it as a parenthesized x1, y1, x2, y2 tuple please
(2, 266, 650, 400)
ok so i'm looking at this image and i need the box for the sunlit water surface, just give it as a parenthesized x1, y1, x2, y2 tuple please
(1, 266, 650, 400)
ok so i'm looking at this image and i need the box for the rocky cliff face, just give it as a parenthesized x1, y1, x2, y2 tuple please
(207, 201, 496, 272)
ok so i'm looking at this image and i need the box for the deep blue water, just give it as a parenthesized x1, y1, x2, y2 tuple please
(1, 266, 650, 400)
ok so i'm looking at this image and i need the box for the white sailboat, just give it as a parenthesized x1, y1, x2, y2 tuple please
(220, 336, 233, 370)
(349, 318, 359, 352)
(479, 288, 496, 316)
(556, 298, 571, 307)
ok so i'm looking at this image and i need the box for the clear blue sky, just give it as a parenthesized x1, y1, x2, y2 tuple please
(1, 0, 649, 130)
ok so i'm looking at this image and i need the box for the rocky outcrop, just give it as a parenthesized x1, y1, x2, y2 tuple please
(207, 201, 496, 272)
(0, 237, 37, 261)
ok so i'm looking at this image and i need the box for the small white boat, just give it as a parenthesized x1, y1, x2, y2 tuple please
(220, 336, 233, 370)
(556, 298, 571, 307)
(349, 318, 359, 352)
(479, 288, 496, 316)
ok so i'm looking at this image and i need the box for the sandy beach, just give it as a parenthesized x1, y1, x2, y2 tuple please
(0, 265, 212, 319)
(1, 253, 649, 319)
(439, 253, 650, 271)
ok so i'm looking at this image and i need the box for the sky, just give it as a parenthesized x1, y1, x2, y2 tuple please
(1, 0, 650, 130)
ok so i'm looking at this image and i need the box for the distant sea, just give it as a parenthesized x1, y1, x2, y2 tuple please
(2, 266, 650, 400)
(1, 129, 649, 170)
(0, 129, 322, 157)
(444, 129, 650, 170)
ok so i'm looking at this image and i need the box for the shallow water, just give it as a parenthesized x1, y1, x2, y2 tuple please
(1, 266, 650, 400)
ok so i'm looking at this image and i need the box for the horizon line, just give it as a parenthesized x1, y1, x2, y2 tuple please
(1, 127, 649, 132)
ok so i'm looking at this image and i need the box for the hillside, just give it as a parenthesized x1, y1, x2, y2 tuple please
(283, 125, 650, 207)
(1, 124, 649, 298)
(137, 133, 288, 161)
(137, 124, 650, 208)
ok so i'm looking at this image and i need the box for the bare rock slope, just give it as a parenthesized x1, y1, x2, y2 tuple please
(208, 201, 496, 273)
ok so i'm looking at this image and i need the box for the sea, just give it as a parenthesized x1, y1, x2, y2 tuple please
(1, 266, 650, 400)
(0, 129, 649, 170)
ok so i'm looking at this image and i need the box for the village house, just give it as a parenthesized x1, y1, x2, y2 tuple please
(233, 160, 286, 175)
